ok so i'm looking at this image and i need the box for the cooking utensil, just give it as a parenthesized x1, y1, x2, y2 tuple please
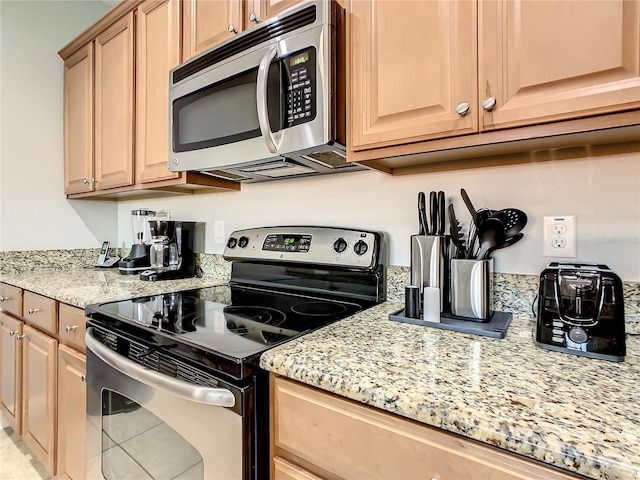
(475, 217, 506, 260)
(483, 232, 524, 259)
(437, 191, 445, 235)
(448, 204, 466, 259)
(489, 208, 527, 238)
(429, 191, 437, 235)
(418, 192, 428, 235)
(460, 188, 479, 226)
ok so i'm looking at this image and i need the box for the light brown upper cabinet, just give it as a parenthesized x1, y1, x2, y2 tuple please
(182, 0, 303, 61)
(348, 0, 640, 170)
(59, 0, 240, 199)
(95, 12, 135, 190)
(63, 43, 95, 195)
(136, 0, 181, 184)
(349, 0, 478, 151)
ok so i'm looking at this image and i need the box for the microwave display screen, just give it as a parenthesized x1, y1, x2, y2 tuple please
(289, 52, 309, 66)
(263, 234, 311, 252)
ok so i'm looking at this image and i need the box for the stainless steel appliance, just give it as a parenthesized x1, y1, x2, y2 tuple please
(139, 220, 198, 281)
(118, 209, 156, 275)
(536, 262, 626, 362)
(168, 0, 365, 183)
(85, 226, 387, 479)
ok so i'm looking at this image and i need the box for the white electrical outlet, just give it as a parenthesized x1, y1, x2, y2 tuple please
(214, 221, 225, 244)
(543, 215, 576, 257)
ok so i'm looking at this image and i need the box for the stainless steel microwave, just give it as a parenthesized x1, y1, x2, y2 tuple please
(168, 0, 364, 183)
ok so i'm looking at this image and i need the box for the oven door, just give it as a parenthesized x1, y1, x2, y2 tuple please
(169, 21, 331, 173)
(85, 327, 248, 480)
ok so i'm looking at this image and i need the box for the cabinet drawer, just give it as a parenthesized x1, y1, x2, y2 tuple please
(274, 457, 323, 480)
(23, 292, 58, 335)
(0, 283, 23, 317)
(272, 376, 577, 480)
(58, 304, 87, 352)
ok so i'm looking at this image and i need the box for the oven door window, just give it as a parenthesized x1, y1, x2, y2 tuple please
(172, 64, 282, 153)
(100, 391, 204, 480)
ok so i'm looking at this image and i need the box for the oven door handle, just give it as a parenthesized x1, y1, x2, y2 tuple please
(257, 45, 281, 154)
(85, 328, 236, 408)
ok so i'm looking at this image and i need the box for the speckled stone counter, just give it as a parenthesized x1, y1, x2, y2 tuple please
(260, 302, 640, 480)
(0, 268, 227, 308)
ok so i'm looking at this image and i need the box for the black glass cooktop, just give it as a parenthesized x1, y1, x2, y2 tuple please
(86, 284, 372, 379)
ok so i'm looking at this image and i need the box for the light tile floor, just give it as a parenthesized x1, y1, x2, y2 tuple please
(0, 413, 53, 480)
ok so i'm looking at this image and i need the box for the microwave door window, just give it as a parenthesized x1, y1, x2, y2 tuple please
(173, 64, 283, 153)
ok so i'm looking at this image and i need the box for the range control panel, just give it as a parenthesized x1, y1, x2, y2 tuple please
(224, 226, 382, 269)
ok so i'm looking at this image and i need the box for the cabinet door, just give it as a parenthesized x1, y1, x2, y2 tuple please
(247, 0, 302, 26)
(0, 314, 23, 435)
(480, 0, 640, 130)
(349, 0, 477, 152)
(57, 345, 86, 480)
(22, 325, 57, 476)
(182, 0, 243, 61)
(95, 12, 135, 190)
(136, 0, 182, 184)
(63, 43, 95, 195)
(0, 283, 23, 317)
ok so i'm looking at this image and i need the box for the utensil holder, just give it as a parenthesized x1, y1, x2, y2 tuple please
(450, 258, 493, 321)
(410, 235, 449, 313)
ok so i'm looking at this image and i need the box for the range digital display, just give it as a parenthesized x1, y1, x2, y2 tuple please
(263, 234, 311, 252)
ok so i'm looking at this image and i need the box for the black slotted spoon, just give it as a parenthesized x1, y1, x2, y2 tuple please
(489, 208, 527, 238)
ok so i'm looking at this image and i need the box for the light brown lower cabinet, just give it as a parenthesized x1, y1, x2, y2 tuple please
(22, 325, 58, 475)
(0, 312, 23, 434)
(271, 374, 579, 480)
(57, 344, 86, 480)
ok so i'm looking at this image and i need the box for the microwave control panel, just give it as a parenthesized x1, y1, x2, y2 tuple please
(284, 48, 317, 127)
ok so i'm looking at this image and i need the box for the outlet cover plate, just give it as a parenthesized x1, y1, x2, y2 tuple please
(543, 215, 576, 257)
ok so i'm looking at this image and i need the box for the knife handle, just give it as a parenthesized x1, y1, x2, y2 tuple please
(418, 192, 427, 235)
(437, 191, 445, 235)
(429, 191, 437, 235)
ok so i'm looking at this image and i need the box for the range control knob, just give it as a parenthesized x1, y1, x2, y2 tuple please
(238, 236, 249, 248)
(353, 240, 368, 256)
(226, 237, 237, 249)
(333, 238, 348, 253)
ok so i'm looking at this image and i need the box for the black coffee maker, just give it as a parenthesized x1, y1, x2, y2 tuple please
(536, 262, 625, 362)
(139, 221, 197, 282)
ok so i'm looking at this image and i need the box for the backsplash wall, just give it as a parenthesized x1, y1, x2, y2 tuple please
(117, 149, 640, 281)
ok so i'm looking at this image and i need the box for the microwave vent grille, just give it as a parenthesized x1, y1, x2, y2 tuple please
(173, 5, 317, 84)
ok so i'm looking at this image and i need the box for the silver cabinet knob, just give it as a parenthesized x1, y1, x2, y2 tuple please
(81, 375, 87, 383)
(15, 334, 25, 340)
(249, 12, 260, 23)
(228, 24, 238, 34)
(91, 178, 97, 183)
(0, 296, 9, 302)
(455, 102, 470, 116)
(65, 325, 78, 333)
(9, 330, 17, 337)
(481, 96, 497, 112)
(27, 308, 40, 314)
(82, 178, 90, 184)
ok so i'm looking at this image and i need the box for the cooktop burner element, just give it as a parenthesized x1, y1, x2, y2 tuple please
(86, 226, 387, 380)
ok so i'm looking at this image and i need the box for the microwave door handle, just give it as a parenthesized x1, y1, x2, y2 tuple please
(257, 46, 281, 153)
(85, 328, 236, 408)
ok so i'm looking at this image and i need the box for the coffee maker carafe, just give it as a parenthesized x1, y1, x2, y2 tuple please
(118, 209, 156, 275)
(139, 221, 197, 281)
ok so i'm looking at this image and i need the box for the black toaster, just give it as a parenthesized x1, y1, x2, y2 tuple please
(536, 262, 625, 362)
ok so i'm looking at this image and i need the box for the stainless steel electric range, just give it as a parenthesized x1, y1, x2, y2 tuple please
(84, 226, 387, 480)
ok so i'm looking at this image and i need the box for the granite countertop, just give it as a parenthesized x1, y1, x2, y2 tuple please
(0, 268, 227, 308)
(260, 301, 640, 480)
